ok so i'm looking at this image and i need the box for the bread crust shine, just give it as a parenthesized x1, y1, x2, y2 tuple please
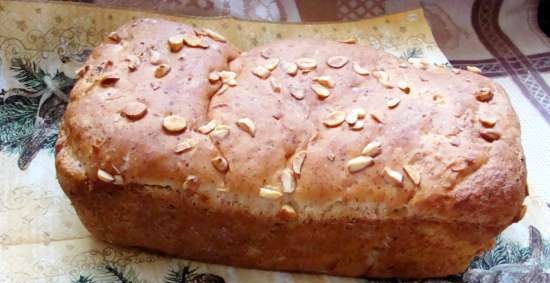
(55, 18, 527, 278)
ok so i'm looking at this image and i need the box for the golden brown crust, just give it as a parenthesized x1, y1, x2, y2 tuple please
(55, 18, 527, 278)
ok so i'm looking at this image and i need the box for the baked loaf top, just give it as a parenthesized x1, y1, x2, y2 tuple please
(57, 18, 526, 227)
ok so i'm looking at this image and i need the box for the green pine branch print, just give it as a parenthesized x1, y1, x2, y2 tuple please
(9, 57, 47, 92)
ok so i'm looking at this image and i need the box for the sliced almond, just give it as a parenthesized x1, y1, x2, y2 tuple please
(452, 68, 461, 74)
(480, 130, 501, 142)
(211, 156, 229, 172)
(203, 28, 226, 42)
(236, 118, 256, 137)
(372, 70, 389, 81)
(313, 76, 335, 88)
(219, 71, 237, 83)
(154, 64, 171, 78)
(182, 33, 202, 47)
(479, 115, 497, 128)
(174, 140, 195, 154)
(370, 111, 384, 123)
(451, 160, 469, 172)
(466, 65, 482, 74)
(292, 151, 307, 175)
(311, 83, 330, 99)
(351, 120, 364, 131)
(399, 63, 408, 68)
(361, 141, 382, 157)
(215, 84, 229, 95)
(280, 204, 297, 216)
(149, 50, 161, 65)
(107, 31, 121, 43)
(345, 111, 359, 125)
(265, 58, 280, 71)
(323, 111, 346, 127)
(121, 101, 147, 120)
(289, 84, 305, 100)
(296, 58, 317, 70)
(352, 62, 370, 76)
(99, 74, 119, 86)
(226, 78, 238, 86)
(386, 98, 401, 109)
(261, 48, 273, 59)
(208, 71, 220, 82)
(182, 175, 199, 190)
(280, 169, 296, 193)
(163, 115, 187, 133)
(210, 125, 230, 141)
(259, 186, 283, 200)
(475, 87, 493, 102)
(113, 175, 124, 185)
(252, 65, 271, 79)
(384, 167, 403, 186)
(197, 120, 217, 134)
(97, 169, 114, 183)
(168, 35, 185, 52)
(336, 37, 356, 44)
(283, 62, 298, 76)
(126, 55, 141, 71)
(327, 56, 349, 68)
(269, 78, 282, 93)
(353, 108, 367, 119)
(347, 156, 374, 173)
(397, 81, 410, 94)
(403, 165, 421, 186)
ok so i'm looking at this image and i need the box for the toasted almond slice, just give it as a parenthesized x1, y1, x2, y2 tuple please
(289, 84, 305, 100)
(384, 167, 403, 186)
(174, 139, 195, 154)
(211, 156, 229, 172)
(261, 48, 273, 59)
(182, 33, 202, 47)
(292, 151, 307, 175)
(122, 101, 147, 120)
(113, 175, 124, 185)
(347, 156, 374, 173)
(336, 37, 357, 44)
(215, 84, 229, 95)
(216, 187, 229, 192)
(168, 35, 184, 52)
(126, 55, 141, 71)
(226, 78, 238, 86)
(452, 68, 461, 74)
(97, 169, 114, 183)
(269, 78, 282, 93)
(208, 71, 220, 82)
(99, 74, 119, 86)
(323, 111, 346, 127)
(361, 141, 382, 157)
(466, 65, 482, 74)
(397, 81, 410, 94)
(479, 115, 497, 128)
(311, 83, 330, 99)
(280, 204, 297, 216)
(296, 58, 317, 70)
(480, 130, 501, 142)
(345, 111, 359, 125)
(475, 87, 493, 102)
(182, 175, 199, 190)
(370, 111, 384, 123)
(210, 125, 230, 141)
(327, 56, 349, 68)
(283, 62, 298, 76)
(451, 159, 469, 172)
(198, 120, 217, 134)
(149, 50, 161, 65)
(352, 62, 370, 75)
(313, 76, 335, 88)
(265, 58, 280, 71)
(108, 31, 121, 43)
(280, 169, 296, 193)
(372, 70, 389, 82)
(236, 118, 256, 137)
(259, 186, 283, 200)
(252, 65, 271, 79)
(403, 165, 421, 186)
(219, 70, 237, 83)
(203, 28, 226, 42)
(154, 64, 171, 78)
(386, 98, 401, 109)
(398, 63, 408, 68)
(351, 120, 364, 131)
(163, 115, 187, 133)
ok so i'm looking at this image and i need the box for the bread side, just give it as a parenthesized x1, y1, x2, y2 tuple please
(55, 18, 527, 278)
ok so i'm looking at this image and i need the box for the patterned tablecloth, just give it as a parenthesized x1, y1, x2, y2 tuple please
(0, 1, 549, 282)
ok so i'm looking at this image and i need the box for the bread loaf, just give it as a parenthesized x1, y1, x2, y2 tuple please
(55, 18, 527, 278)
